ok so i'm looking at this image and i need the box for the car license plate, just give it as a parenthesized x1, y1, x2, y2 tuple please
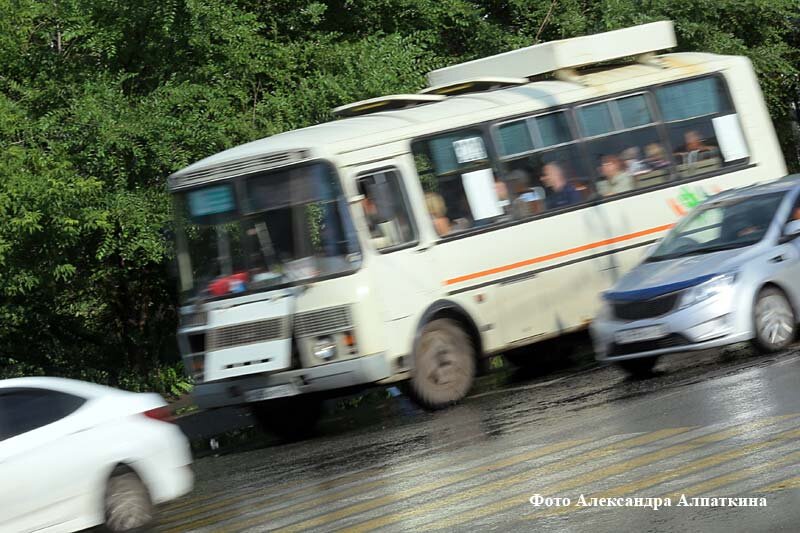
(244, 384, 299, 403)
(614, 325, 668, 344)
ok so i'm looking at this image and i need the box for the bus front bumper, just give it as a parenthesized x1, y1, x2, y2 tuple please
(191, 352, 392, 409)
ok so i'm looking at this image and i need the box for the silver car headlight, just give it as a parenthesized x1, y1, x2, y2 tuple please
(679, 273, 736, 309)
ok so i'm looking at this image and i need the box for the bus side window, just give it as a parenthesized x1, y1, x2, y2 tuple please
(356, 170, 416, 251)
(579, 95, 669, 197)
(496, 110, 592, 215)
(655, 76, 745, 178)
(412, 131, 506, 237)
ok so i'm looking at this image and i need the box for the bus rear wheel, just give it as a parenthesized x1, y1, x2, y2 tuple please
(408, 318, 476, 410)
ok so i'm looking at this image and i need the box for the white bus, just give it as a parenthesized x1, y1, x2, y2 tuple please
(169, 21, 786, 433)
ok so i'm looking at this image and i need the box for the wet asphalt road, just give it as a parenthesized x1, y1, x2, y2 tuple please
(160, 342, 800, 532)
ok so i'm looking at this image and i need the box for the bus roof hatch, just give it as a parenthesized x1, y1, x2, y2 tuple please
(425, 21, 676, 88)
(333, 94, 446, 118)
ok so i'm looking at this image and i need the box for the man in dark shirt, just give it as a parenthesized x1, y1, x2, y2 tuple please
(541, 162, 581, 209)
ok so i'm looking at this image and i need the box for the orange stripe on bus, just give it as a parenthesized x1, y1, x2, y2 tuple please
(444, 223, 675, 286)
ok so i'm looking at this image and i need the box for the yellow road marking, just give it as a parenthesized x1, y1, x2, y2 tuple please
(423, 416, 795, 530)
(756, 475, 800, 494)
(162, 437, 584, 532)
(160, 438, 479, 533)
(338, 427, 692, 533)
(662, 449, 800, 500)
(528, 426, 800, 519)
(224, 437, 592, 533)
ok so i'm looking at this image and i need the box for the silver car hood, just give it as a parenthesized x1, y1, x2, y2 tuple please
(608, 245, 761, 300)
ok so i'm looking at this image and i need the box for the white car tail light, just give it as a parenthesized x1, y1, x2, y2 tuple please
(143, 406, 174, 423)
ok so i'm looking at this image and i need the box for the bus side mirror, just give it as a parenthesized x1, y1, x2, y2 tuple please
(348, 194, 366, 205)
(781, 220, 800, 242)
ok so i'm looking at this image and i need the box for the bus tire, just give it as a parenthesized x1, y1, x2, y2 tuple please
(250, 395, 322, 442)
(408, 318, 476, 410)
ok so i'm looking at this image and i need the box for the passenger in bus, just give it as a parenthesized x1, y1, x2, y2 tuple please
(425, 191, 451, 237)
(597, 155, 634, 197)
(644, 143, 671, 170)
(494, 178, 511, 214)
(508, 169, 545, 218)
(678, 130, 719, 164)
(620, 147, 650, 176)
(540, 162, 581, 209)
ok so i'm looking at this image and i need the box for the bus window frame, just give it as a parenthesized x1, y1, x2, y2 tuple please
(410, 71, 754, 245)
(355, 166, 420, 254)
(493, 108, 579, 158)
(574, 91, 656, 140)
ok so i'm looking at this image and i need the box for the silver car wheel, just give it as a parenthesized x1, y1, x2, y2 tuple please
(104, 470, 153, 532)
(754, 288, 795, 350)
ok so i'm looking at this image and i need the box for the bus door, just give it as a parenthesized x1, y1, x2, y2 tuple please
(498, 204, 616, 346)
(350, 160, 438, 323)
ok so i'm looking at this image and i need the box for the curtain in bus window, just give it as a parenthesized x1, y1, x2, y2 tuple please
(578, 102, 614, 137)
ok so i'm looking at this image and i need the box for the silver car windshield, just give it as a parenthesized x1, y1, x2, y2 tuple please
(648, 192, 786, 262)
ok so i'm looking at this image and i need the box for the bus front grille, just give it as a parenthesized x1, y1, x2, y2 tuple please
(294, 306, 353, 338)
(180, 310, 208, 328)
(206, 318, 289, 351)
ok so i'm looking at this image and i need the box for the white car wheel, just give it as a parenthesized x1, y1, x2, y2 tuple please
(753, 287, 796, 352)
(104, 469, 153, 532)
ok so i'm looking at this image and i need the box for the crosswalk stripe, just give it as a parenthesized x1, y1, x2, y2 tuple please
(160, 443, 483, 532)
(162, 436, 587, 532)
(421, 415, 796, 530)
(661, 449, 800, 500)
(755, 475, 800, 494)
(523, 425, 800, 519)
(223, 437, 594, 533)
(160, 409, 573, 527)
(270, 427, 691, 533)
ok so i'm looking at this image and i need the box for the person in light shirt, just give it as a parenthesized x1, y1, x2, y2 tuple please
(597, 154, 634, 197)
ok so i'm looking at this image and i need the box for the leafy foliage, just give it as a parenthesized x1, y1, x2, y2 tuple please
(0, 0, 798, 391)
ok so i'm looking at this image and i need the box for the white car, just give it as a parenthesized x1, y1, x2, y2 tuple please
(0, 377, 193, 532)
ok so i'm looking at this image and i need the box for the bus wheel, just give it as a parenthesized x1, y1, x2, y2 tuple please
(408, 318, 476, 410)
(250, 395, 322, 442)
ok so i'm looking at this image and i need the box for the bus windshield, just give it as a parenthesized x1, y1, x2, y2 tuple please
(175, 163, 361, 301)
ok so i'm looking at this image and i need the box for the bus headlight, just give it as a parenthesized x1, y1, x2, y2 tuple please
(680, 273, 736, 309)
(313, 337, 337, 361)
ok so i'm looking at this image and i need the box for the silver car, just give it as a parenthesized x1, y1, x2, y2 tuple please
(591, 175, 800, 376)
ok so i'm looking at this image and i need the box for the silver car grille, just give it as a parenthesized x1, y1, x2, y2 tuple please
(294, 306, 353, 338)
(206, 318, 289, 351)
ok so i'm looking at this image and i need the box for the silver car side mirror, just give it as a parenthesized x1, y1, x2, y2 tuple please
(782, 219, 800, 241)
